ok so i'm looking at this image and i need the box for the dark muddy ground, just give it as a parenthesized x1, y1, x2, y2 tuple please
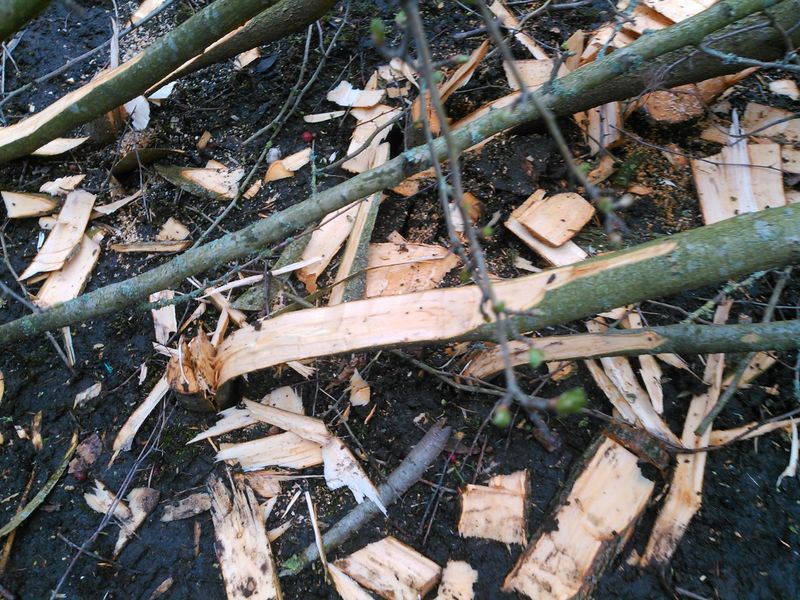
(1, 1, 799, 599)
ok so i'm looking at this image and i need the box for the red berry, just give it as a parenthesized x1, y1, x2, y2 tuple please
(302, 131, 315, 143)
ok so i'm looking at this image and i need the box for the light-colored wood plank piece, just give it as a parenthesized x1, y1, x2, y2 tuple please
(327, 80, 385, 108)
(217, 432, 324, 471)
(149, 290, 177, 345)
(329, 564, 375, 600)
(503, 438, 654, 599)
(742, 102, 800, 143)
(336, 536, 441, 600)
(36, 234, 101, 308)
(20, 190, 95, 280)
(640, 301, 730, 566)
(625, 312, 664, 413)
(342, 107, 398, 174)
(691, 153, 735, 224)
(1, 191, 58, 218)
(506, 217, 588, 267)
(623, 3, 673, 35)
(297, 202, 361, 293)
(488, 0, 548, 59)
(364, 240, 460, 298)
(502, 59, 568, 91)
(747, 143, 785, 210)
(586, 102, 622, 155)
(516, 191, 595, 247)
(458, 470, 529, 546)
(208, 476, 282, 600)
(435, 561, 478, 600)
(641, 0, 709, 22)
(586, 320, 677, 443)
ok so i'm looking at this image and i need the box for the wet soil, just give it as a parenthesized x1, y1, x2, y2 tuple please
(1, 2, 798, 599)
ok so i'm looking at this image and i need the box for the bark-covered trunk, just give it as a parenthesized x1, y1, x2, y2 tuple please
(0, 0, 51, 42)
(154, 0, 338, 88)
(0, 0, 280, 161)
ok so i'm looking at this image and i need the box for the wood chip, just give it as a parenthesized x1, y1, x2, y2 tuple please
(1, 191, 58, 218)
(265, 148, 312, 181)
(110, 240, 191, 253)
(488, 0, 548, 59)
(160, 492, 212, 521)
(20, 190, 95, 280)
(36, 233, 101, 308)
(218, 431, 323, 471)
(336, 536, 441, 600)
(303, 110, 346, 123)
(349, 369, 371, 407)
(31, 137, 89, 156)
(435, 561, 477, 600)
(85, 481, 159, 557)
(503, 438, 654, 599)
(149, 290, 177, 344)
(156, 163, 244, 200)
(327, 80, 385, 108)
(742, 102, 800, 143)
(110, 375, 170, 464)
(506, 190, 589, 266)
(458, 470, 529, 546)
(503, 59, 567, 91)
(156, 217, 190, 241)
(39, 174, 86, 196)
(514, 190, 595, 247)
(365, 240, 460, 297)
(234, 48, 261, 70)
(640, 301, 730, 566)
(329, 563, 375, 600)
(768, 79, 799, 100)
(208, 476, 282, 600)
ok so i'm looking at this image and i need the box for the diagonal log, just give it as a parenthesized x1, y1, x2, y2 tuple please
(0, 0, 798, 346)
(211, 207, 800, 386)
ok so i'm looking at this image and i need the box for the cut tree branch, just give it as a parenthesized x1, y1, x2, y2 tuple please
(154, 0, 338, 88)
(463, 319, 800, 380)
(0, 0, 798, 345)
(0, 0, 51, 42)
(0, 0, 281, 161)
(212, 206, 800, 386)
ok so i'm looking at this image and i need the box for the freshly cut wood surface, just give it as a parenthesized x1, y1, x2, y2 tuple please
(640, 301, 730, 566)
(1, 191, 58, 218)
(458, 470, 529, 545)
(215, 239, 678, 385)
(36, 234, 101, 308)
(20, 190, 95, 280)
(364, 240, 460, 298)
(506, 191, 589, 266)
(336, 536, 441, 600)
(208, 476, 282, 600)
(503, 438, 654, 599)
(435, 560, 478, 600)
(217, 431, 323, 471)
(515, 191, 595, 247)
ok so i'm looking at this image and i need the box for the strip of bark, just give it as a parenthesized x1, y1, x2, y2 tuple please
(214, 206, 800, 386)
(0, 0, 280, 162)
(157, 0, 337, 87)
(462, 320, 800, 380)
(0, 0, 797, 343)
(280, 421, 451, 576)
(0, 0, 51, 42)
